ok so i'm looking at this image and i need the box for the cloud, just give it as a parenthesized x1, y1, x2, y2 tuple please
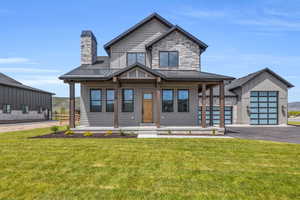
(264, 8, 300, 17)
(18, 76, 61, 86)
(235, 18, 300, 31)
(0, 67, 60, 73)
(0, 57, 32, 64)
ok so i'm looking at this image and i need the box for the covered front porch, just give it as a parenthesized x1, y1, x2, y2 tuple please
(63, 64, 229, 135)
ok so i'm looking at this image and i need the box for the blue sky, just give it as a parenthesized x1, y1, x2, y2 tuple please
(0, 0, 299, 101)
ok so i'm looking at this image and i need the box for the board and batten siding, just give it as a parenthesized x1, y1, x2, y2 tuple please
(0, 84, 52, 122)
(110, 18, 170, 69)
(80, 82, 200, 127)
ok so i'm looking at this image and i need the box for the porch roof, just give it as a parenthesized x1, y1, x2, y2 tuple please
(59, 63, 235, 82)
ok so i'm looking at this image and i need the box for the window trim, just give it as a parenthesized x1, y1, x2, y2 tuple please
(22, 105, 29, 114)
(106, 89, 115, 112)
(159, 51, 179, 68)
(122, 89, 134, 112)
(177, 89, 189, 112)
(3, 104, 11, 114)
(250, 91, 278, 125)
(126, 52, 146, 66)
(162, 89, 174, 112)
(90, 89, 102, 112)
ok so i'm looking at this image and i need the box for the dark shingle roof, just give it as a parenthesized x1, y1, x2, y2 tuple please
(59, 62, 234, 82)
(146, 25, 208, 50)
(103, 13, 173, 54)
(0, 72, 54, 95)
(227, 68, 294, 90)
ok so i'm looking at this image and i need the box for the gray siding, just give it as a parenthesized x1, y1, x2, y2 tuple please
(236, 71, 288, 125)
(80, 82, 200, 127)
(110, 18, 170, 69)
(0, 84, 52, 122)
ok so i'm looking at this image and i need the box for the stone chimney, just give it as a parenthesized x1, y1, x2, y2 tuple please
(80, 30, 97, 65)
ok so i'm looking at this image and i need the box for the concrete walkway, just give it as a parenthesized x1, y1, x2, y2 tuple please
(0, 121, 61, 133)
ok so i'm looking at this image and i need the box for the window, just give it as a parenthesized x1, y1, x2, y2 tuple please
(178, 89, 189, 112)
(162, 89, 174, 112)
(22, 105, 29, 114)
(250, 91, 278, 125)
(106, 89, 115, 112)
(127, 52, 145, 66)
(3, 104, 11, 114)
(122, 89, 134, 112)
(159, 51, 178, 67)
(90, 89, 102, 112)
(38, 107, 43, 114)
(199, 106, 233, 125)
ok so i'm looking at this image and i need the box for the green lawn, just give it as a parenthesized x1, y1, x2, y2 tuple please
(0, 128, 299, 200)
(288, 121, 300, 126)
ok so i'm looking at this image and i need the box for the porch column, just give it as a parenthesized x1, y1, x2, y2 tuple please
(155, 78, 161, 128)
(114, 79, 119, 128)
(209, 86, 214, 126)
(201, 84, 207, 128)
(219, 81, 225, 128)
(69, 82, 75, 128)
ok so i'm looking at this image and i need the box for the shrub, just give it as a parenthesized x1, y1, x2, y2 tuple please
(50, 126, 59, 134)
(212, 129, 216, 135)
(188, 130, 192, 135)
(66, 125, 70, 130)
(167, 130, 172, 135)
(65, 130, 74, 135)
(83, 131, 93, 137)
(120, 130, 126, 136)
(105, 130, 113, 136)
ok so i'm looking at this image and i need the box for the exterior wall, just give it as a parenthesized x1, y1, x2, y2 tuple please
(151, 31, 201, 71)
(110, 18, 170, 69)
(236, 71, 288, 125)
(80, 82, 199, 127)
(0, 110, 48, 121)
(0, 84, 52, 122)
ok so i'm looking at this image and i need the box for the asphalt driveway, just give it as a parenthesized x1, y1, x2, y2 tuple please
(226, 126, 300, 144)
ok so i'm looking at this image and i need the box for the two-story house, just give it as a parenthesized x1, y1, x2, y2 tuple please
(59, 13, 293, 135)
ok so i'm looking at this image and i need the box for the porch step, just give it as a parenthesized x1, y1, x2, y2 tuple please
(139, 123, 156, 126)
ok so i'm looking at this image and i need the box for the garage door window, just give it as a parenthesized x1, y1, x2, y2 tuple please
(199, 106, 232, 125)
(250, 91, 278, 125)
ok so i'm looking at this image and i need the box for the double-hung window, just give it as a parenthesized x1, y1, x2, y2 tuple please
(159, 51, 178, 67)
(90, 89, 102, 112)
(178, 89, 189, 112)
(162, 89, 174, 112)
(122, 89, 134, 112)
(3, 104, 11, 114)
(106, 89, 115, 112)
(127, 52, 145, 66)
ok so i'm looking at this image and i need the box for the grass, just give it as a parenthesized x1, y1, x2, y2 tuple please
(0, 128, 299, 199)
(288, 121, 300, 126)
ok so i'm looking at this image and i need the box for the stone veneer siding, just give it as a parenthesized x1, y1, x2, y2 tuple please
(0, 110, 48, 121)
(151, 31, 201, 71)
(81, 35, 97, 65)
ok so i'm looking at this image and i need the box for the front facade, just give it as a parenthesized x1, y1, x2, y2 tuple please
(0, 73, 53, 123)
(60, 13, 293, 132)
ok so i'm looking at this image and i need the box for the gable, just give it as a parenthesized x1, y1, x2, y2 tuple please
(104, 13, 173, 54)
(119, 67, 156, 80)
(110, 18, 170, 52)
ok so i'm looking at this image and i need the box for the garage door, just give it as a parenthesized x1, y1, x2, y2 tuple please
(250, 91, 278, 125)
(199, 106, 232, 125)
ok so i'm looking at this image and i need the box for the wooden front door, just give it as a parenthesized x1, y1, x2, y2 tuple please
(143, 92, 153, 123)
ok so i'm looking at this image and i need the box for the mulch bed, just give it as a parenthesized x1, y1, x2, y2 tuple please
(30, 131, 137, 139)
